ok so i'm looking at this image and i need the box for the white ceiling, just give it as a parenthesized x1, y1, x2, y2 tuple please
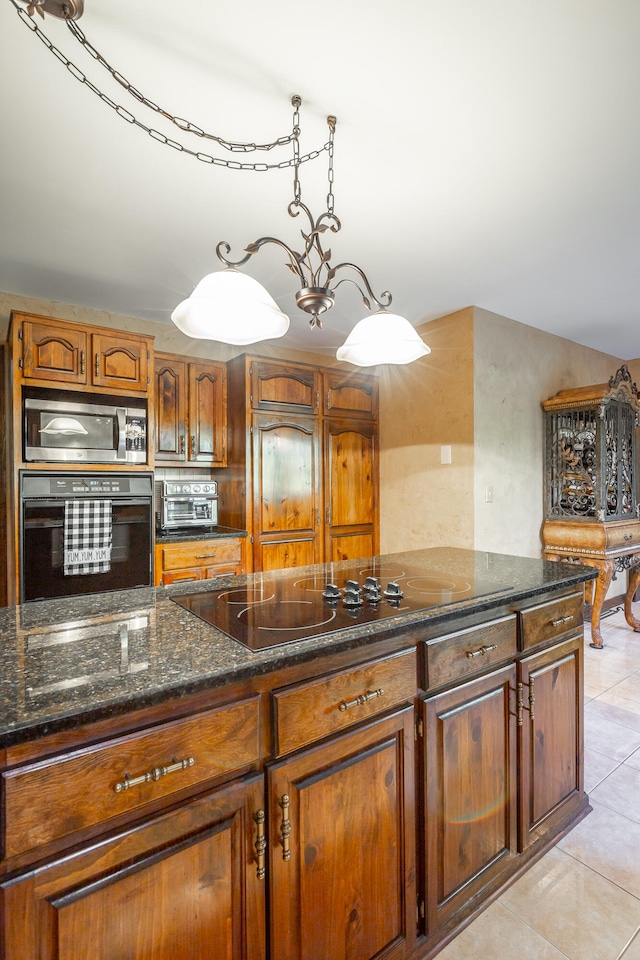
(1, 0, 639, 360)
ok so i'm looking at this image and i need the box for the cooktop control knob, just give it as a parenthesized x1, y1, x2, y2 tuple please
(384, 581, 404, 602)
(322, 583, 341, 602)
(363, 576, 382, 603)
(343, 581, 363, 607)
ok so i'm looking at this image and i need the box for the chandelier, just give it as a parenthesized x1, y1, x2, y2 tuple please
(12, 1, 430, 366)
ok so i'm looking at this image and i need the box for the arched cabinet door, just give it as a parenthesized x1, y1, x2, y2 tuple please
(188, 360, 227, 465)
(324, 418, 379, 562)
(252, 414, 322, 572)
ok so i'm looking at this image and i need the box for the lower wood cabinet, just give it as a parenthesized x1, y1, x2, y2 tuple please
(421, 664, 518, 934)
(518, 634, 584, 849)
(0, 587, 589, 960)
(267, 707, 416, 960)
(154, 537, 244, 586)
(0, 773, 266, 960)
(420, 630, 585, 941)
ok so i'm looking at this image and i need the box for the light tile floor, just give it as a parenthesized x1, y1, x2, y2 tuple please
(437, 606, 640, 960)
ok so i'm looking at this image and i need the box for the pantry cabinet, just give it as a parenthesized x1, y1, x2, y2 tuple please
(251, 413, 322, 572)
(13, 313, 152, 394)
(154, 352, 227, 466)
(324, 418, 377, 562)
(220, 355, 379, 572)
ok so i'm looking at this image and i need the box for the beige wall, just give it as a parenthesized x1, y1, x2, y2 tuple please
(380, 304, 630, 579)
(473, 307, 623, 559)
(378, 308, 475, 554)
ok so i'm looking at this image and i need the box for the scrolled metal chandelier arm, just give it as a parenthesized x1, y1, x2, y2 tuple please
(327, 262, 393, 312)
(216, 237, 307, 286)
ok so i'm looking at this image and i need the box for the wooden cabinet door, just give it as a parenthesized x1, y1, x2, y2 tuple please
(20, 317, 88, 385)
(250, 358, 320, 415)
(0, 774, 266, 960)
(252, 414, 322, 571)
(188, 360, 227, 465)
(154, 354, 187, 461)
(323, 369, 378, 419)
(324, 418, 378, 561)
(518, 635, 585, 849)
(421, 664, 518, 935)
(92, 332, 150, 392)
(268, 707, 416, 960)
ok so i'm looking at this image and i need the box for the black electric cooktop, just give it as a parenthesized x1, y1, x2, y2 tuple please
(172, 557, 509, 651)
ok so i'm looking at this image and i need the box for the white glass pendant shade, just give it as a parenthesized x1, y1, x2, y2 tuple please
(171, 269, 290, 345)
(336, 310, 430, 366)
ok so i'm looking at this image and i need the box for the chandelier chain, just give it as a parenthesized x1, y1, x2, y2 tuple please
(9, 0, 330, 171)
(326, 116, 336, 217)
(292, 96, 301, 203)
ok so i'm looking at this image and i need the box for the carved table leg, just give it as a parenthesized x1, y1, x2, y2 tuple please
(589, 559, 616, 649)
(624, 561, 640, 633)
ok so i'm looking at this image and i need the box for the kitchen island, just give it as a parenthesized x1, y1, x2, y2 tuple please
(0, 548, 597, 960)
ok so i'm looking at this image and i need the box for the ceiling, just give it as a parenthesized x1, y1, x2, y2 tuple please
(1, 0, 639, 361)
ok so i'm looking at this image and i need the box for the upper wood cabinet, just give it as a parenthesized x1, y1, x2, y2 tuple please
(154, 352, 227, 466)
(13, 313, 152, 394)
(323, 369, 379, 420)
(249, 358, 321, 415)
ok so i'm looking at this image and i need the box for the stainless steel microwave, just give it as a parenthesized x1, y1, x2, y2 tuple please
(24, 397, 147, 464)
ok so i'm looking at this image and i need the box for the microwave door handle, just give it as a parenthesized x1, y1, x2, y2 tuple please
(116, 408, 127, 460)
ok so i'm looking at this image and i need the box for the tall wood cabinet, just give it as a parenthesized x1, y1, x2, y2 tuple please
(219, 355, 379, 572)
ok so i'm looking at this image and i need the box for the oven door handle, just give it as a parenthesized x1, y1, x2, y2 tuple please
(23, 498, 151, 507)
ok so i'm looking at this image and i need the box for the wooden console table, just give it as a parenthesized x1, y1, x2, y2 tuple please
(544, 526, 640, 648)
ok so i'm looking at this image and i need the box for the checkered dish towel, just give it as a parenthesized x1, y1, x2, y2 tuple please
(63, 499, 113, 575)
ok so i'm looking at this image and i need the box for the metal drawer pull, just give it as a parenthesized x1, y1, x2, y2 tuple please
(339, 688, 384, 711)
(550, 615, 574, 627)
(114, 756, 194, 793)
(196, 553, 218, 560)
(279, 794, 291, 861)
(253, 809, 267, 880)
(624, 533, 634, 541)
(466, 643, 498, 659)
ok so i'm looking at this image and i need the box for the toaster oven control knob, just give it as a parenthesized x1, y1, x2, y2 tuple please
(192, 484, 201, 492)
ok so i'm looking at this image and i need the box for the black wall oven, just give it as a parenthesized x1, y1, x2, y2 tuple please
(20, 471, 154, 603)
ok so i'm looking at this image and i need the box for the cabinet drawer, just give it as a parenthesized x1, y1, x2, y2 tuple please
(3, 697, 260, 860)
(422, 615, 517, 691)
(519, 591, 584, 650)
(160, 539, 241, 571)
(162, 567, 203, 585)
(272, 648, 416, 756)
(605, 521, 640, 551)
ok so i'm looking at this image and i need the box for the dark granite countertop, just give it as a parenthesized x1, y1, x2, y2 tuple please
(155, 524, 247, 543)
(0, 548, 596, 748)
